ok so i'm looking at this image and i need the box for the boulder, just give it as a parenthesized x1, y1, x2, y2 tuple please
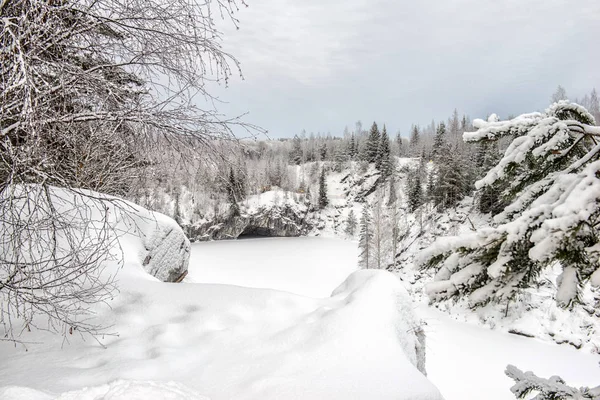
(141, 224, 190, 282)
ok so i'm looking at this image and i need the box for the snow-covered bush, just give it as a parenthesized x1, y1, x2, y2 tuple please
(505, 364, 600, 399)
(419, 102, 600, 308)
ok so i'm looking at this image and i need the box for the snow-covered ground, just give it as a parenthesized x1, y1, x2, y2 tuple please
(0, 237, 442, 400)
(185, 237, 358, 298)
(1, 230, 598, 399)
(186, 238, 600, 400)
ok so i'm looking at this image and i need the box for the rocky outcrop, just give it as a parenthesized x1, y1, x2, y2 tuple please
(187, 203, 314, 241)
(141, 223, 190, 282)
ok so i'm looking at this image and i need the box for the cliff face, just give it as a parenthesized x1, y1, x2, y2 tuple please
(186, 193, 315, 241)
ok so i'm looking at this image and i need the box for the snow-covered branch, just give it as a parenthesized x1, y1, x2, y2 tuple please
(505, 365, 600, 400)
(420, 101, 600, 308)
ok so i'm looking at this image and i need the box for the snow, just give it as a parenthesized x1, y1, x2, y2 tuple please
(0, 237, 442, 400)
(0, 381, 209, 400)
(2, 181, 599, 399)
(422, 306, 599, 400)
(243, 189, 308, 214)
(186, 237, 358, 297)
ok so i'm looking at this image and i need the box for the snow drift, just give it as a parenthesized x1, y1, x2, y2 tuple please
(0, 266, 443, 399)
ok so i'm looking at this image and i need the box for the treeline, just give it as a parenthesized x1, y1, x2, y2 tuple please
(131, 84, 600, 228)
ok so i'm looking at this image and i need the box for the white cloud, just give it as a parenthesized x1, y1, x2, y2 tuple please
(213, 0, 600, 136)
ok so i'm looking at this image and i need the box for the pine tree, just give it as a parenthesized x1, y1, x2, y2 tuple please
(409, 125, 420, 156)
(358, 204, 373, 269)
(505, 365, 600, 400)
(333, 144, 347, 172)
(431, 122, 446, 161)
(407, 160, 424, 212)
(290, 135, 303, 165)
(421, 101, 600, 308)
(425, 169, 436, 203)
(461, 114, 470, 132)
(347, 134, 357, 159)
(477, 141, 505, 214)
(345, 209, 357, 237)
(319, 142, 328, 161)
(227, 167, 240, 217)
(366, 122, 381, 163)
(433, 143, 466, 209)
(396, 133, 404, 157)
(449, 108, 460, 139)
(318, 168, 328, 209)
(377, 124, 392, 179)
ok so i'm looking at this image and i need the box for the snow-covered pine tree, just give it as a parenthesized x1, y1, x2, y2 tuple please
(449, 109, 460, 142)
(409, 125, 420, 156)
(396, 133, 405, 157)
(431, 122, 447, 161)
(432, 143, 466, 209)
(477, 141, 505, 214)
(425, 167, 437, 204)
(333, 144, 347, 172)
(358, 204, 373, 269)
(407, 158, 425, 212)
(228, 167, 240, 217)
(461, 114, 471, 132)
(366, 122, 381, 163)
(347, 134, 358, 160)
(290, 135, 303, 165)
(345, 209, 357, 237)
(319, 142, 328, 161)
(505, 365, 600, 400)
(420, 101, 600, 308)
(318, 168, 328, 209)
(377, 125, 393, 179)
(306, 133, 317, 162)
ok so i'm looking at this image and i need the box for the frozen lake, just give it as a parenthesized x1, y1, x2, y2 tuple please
(186, 236, 359, 298)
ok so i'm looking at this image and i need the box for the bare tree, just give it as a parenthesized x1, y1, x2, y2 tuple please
(1, 0, 256, 341)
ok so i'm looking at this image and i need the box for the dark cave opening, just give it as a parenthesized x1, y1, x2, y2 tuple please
(237, 226, 279, 239)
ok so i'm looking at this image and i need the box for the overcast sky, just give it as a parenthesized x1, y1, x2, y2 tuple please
(212, 0, 600, 138)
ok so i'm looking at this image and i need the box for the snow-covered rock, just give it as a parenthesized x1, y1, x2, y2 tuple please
(0, 185, 190, 284)
(140, 223, 190, 282)
(187, 190, 314, 241)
